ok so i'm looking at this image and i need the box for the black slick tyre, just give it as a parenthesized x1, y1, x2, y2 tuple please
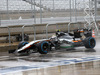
(18, 41, 28, 49)
(84, 37, 96, 48)
(38, 41, 50, 54)
(17, 41, 29, 56)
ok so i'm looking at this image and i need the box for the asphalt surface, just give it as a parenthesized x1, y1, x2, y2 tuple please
(0, 37, 100, 68)
(0, 37, 100, 75)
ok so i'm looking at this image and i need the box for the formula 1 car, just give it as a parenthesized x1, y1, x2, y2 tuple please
(9, 28, 96, 55)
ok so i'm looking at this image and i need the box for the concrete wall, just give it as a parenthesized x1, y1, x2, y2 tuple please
(0, 22, 85, 43)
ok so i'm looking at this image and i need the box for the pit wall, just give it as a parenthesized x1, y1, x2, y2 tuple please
(0, 21, 100, 52)
(0, 22, 85, 43)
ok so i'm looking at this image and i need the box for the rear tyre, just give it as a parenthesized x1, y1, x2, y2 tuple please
(38, 41, 50, 54)
(18, 41, 28, 49)
(84, 37, 96, 48)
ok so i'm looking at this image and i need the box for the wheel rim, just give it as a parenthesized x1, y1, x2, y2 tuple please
(41, 42, 49, 53)
(90, 38, 95, 48)
(43, 43, 48, 51)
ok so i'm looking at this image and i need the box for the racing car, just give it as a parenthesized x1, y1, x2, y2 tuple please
(9, 28, 96, 55)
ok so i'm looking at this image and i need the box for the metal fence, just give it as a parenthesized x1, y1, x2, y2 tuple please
(0, 0, 99, 25)
(0, 0, 100, 44)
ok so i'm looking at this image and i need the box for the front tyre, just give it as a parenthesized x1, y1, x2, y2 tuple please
(17, 41, 29, 56)
(84, 37, 96, 48)
(18, 41, 28, 49)
(38, 41, 50, 54)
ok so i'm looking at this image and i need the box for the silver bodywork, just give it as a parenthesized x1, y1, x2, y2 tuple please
(16, 39, 49, 52)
